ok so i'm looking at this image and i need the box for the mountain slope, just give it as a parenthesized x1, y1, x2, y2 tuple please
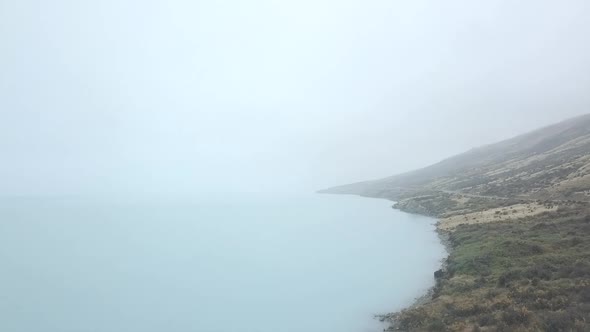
(322, 113, 590, 202)
(323, 114, 590, 331)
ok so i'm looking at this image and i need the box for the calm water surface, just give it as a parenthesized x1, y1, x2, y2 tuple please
(0, 193, 445, 332)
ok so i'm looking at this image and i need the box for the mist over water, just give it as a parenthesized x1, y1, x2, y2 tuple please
(0, 193, 445, 332)
(3, 1, 590, 197)
(2, 1, 590, 331)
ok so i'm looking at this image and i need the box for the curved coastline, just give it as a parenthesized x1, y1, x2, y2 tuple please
(370, 194, 590, 331)
(321, 193, 450, 330)
(375, 201, 452, 330)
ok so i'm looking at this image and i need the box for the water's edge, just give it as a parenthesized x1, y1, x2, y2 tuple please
(329, 194, 451, 329)
(0, 193, 446, 332)
(376, 224, 451, 326)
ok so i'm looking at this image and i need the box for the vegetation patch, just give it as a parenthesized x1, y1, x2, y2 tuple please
(386, 204, 590, 331)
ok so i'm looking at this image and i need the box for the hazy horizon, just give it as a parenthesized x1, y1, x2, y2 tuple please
(2, 0, 590, 196)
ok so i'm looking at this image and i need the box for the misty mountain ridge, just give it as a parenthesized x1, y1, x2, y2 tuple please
(321, 113, 590, 202)
(322, 114, 590, 331)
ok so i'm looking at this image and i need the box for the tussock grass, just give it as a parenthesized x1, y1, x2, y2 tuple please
(387, 204, 590, 331)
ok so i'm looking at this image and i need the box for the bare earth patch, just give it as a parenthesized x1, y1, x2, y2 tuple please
(438, 203, 558, 231)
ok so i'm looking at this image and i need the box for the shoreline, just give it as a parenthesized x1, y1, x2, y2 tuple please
(375, 203, 453, 330)
(319, 192, 454, 329)
(325, 191, 590, 330)
(379, 196, 590, 330)
(320, 115, 590, 330)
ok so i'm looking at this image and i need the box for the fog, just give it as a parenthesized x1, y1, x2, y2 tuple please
(2, 0, 590, 195)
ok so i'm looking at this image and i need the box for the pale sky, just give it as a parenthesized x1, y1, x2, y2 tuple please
(1, 0, 590, 195)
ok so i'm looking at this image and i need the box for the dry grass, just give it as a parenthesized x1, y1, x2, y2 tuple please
(385, 205, 590, 331)
(439, 203, 558, 231)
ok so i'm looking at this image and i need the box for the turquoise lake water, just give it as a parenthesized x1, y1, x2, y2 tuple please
(0, 193, 445, 332)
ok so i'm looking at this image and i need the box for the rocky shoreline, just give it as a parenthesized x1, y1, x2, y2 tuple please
(375, 195, 590, 331)
(375, 204, 453, 330)
(322, 115, 590, 330)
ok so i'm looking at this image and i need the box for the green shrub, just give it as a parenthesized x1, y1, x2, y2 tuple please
(501, 306, 531, 326)
(427, 319, 447, 331)
(477, 313, 496, 327)
(498, 269, 522, 287)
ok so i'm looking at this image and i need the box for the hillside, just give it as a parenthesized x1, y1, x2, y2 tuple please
(321, 113, 590, 203)
(322, 114, 590, 331)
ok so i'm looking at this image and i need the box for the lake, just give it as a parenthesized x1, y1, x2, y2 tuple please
(0, 193, 445, 332)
